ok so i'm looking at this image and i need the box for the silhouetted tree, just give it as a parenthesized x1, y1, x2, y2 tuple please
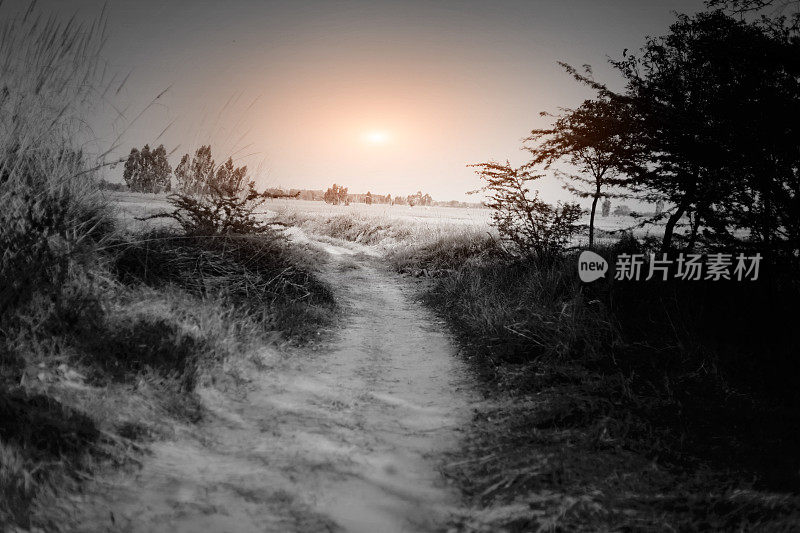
(610, 11, 800, 254)
(526, 94, 633, 246)
(707, 0, 800, 29)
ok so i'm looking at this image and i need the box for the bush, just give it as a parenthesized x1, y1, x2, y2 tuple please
(469, 161, 582, 257)
(150, 147, 297, 235)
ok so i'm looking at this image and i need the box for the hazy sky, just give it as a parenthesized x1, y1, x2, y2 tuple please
(13, 0, 704, 202)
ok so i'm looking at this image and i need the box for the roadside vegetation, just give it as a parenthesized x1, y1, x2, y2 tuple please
(387, 236, 800, 530)
(422, 4, 800, 529)
(289, 2, 800, 529)
(0, 4, 335, 529)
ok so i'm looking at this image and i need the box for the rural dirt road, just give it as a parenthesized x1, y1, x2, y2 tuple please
(74, 236, 474, 532)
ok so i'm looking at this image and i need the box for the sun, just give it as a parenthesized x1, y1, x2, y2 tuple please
(363, 130, 390, 145)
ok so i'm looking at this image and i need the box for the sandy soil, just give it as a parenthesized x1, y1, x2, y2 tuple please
(72, 236, 474, 533)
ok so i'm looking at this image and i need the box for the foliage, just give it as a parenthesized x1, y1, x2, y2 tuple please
(0, 3, 117, 525)
(707, 0, 800, 29)
(122, 144, 171, 193)
(469, 161, 582, 256)
(609, 11, 800, 254)
(526, 93, 634, 246)
(146, 148, 293, 235)
(601, 198, 611, 217)
(174, 145, 214, 195)
(323, 183, 349, 205)
(406, 190, 433, 206)
(398, 231, 800, 530)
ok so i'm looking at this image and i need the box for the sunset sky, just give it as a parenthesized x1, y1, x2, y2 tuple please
(15, 0, 703, 202)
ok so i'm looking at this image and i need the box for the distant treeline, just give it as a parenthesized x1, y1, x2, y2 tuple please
(271, 188, 481, 208)
(102, 176, 482, 208)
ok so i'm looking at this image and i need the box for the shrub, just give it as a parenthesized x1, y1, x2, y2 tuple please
(425, 253, 617, 365)
(149, 147, 296, 235)
(469, 161, 582, 257)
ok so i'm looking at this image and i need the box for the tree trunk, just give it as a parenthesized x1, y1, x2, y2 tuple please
(686, 211, 701, 251)
(661, 199, 688, 253)
(662, 175, 697, 253)
(589, 184, 601, 248)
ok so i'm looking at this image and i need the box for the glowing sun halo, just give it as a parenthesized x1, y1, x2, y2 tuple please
(363, 130, 390, 145)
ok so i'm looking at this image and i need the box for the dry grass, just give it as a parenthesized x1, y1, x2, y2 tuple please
(0, 3, 118, 525)
(278, 208, 490, 249)
(111, 230, 337, 343)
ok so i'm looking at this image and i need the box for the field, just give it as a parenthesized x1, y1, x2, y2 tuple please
(109, 191, 657, 246)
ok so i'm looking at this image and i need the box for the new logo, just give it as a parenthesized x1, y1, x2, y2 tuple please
(578, 250, 608, 282)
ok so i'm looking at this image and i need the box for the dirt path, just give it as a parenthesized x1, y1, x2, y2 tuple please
(75, 237, 473, 532)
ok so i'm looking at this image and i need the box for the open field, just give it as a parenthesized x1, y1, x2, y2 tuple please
(108, 191, 662, 247)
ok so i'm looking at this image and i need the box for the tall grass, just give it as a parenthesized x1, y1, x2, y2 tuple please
(0, 2, 113, 318)
(112, 230, 338, 343)
(0, 4, 118, 526)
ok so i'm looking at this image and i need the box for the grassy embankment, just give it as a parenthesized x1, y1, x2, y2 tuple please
(292, 211, 800, 531)
(0, 8, 336, 529)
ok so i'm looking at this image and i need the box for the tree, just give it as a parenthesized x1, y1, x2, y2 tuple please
(323, 183, 348, 205)
(707, 0, 800, 29)
(526, 93, 633, 247)
(123, 144, 172, 193)
(601, 198, 611, 217)
(610, 11, 800, 254)
(469, 161, 582, 256)
(174, 145, 214, 195)
(141, 146, 297, 235)
(613, 204, 632, 216)
(214, 157, 248, 195)
(365, 191, 373, 204)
